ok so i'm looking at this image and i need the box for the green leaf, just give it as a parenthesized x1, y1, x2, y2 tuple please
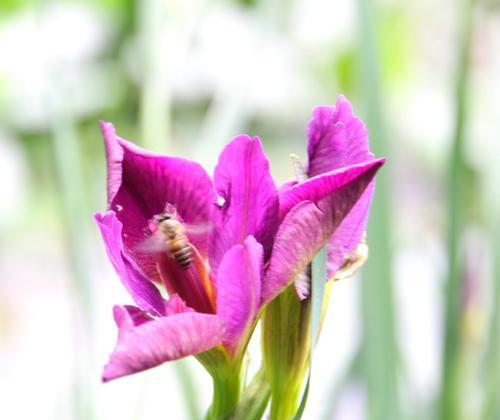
(293, 245, 327, 419)
(311, 246, 328, 347)
(174, 360, 201, 420)
(440, 1, 474, 419)
(356, 0, 400, 418)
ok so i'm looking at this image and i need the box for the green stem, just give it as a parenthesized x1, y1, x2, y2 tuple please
(175, 359, 202, 420)
(356, 0, 399, 418)
(208, 369, 241, 420)
(43, 13, 95, 414)
(137, 0, 170, 152)
(440, 1, 473, 419)
(197, 348, 242, 420)
(481, 219, 500, 420)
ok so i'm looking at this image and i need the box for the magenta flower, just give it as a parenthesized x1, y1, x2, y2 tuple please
(264, 95, 381, 301)
(95, 96, 383, 384)
(262, 96, 382, 419)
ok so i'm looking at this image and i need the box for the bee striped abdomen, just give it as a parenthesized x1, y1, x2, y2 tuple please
(170, 237, 193, 269)
(156, 215, 194, 269)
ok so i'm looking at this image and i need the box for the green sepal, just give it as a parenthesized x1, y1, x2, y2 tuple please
(262, 285, 312, 419)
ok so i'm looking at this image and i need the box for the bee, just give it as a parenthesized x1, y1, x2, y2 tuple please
(154, 212, 193, 269)
(137, 206, 209, 270)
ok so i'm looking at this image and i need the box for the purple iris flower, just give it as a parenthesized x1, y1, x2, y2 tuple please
(95, 95, 384, 382)
(267, 95, 382, 299)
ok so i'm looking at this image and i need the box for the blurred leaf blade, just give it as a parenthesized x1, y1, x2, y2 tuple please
(356, 0, 400, 419)
(174, 359, 202, 420)
(481, 220, 500, 420)
(293, 245, 327, 420)
(440, 1, 474, 419)
(47, 72, 95, 420)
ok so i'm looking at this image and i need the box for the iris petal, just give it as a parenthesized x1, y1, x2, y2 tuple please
(210, 135, 278, 274)
(306, 96, 380, 281)
(327, 184, 374, 278)
(102, 307, 226, 381)
(307, 96, 373, 177)
(100, 121, 216, 281)
(94, 211, 166, 316)
(216, 236, 263, 355)
(279, 159, 384, 221)
(262, 160, 382, 304)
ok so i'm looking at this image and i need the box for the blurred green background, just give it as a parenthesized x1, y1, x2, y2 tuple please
(0, 0, 498, 419)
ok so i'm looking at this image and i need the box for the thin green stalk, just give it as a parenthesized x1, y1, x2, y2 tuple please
(356, 0, 399, 418)
(440, 1, 474, 419)
(293, 246, 328, 420)
(175, 360, 203, 420)
(136, 3, 203, 417)
(37, 4, 96, 419)
(230, 369, 270, 420)
(46, 75, 95, 420)
(138, 0, 170, 152)
(481, 219, 500, 420)
(195, 83, 248, 171)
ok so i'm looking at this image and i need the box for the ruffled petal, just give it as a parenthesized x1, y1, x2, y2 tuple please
(278, 159, 384, 221)
(305, 96, 379, 281)
(210, 135, 278, 274)
(94, 211, 166, 316)
(261, 160, 382, 304)
(216, 236, 263, 355)
(100, 121, 216, 280)
(307, 95, 373, 177)
(102, 307, 226, 382)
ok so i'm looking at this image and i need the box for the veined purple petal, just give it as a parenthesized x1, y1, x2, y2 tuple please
(113, 305, 154, 329)
(306, 96, 380, 281)
(327, 183, 374, 277)
(102, 309, 226, 381)
(278, 180, 296, 195)
(279, 159, 385, 221)
(216, 236, 263, 355)
(210, 135, 278, 274)
(100, 121, 216, 281)
(94, 211, 166, 316)
(261, 201, 324, 304)
(261, 161, 382, 304)
(307, 96, 373, 177)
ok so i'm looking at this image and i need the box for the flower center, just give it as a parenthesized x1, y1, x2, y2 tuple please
(148, 210, 216, 314)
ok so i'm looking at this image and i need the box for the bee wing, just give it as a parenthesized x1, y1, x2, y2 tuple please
(184, 222, 213, 237)
(135, 234, 170, 254)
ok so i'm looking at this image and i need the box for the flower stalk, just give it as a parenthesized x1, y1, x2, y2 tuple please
(209, 370, 241, 420)
(197, 348, 242, 420)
